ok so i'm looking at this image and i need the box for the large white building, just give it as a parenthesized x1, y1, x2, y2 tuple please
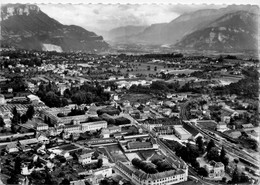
(173, 125, 192, 140)
(204, 161, 225, 178)
(49, 120, 108, 135)
(81, 121, 107, 131)
(116, 160, 188, 185)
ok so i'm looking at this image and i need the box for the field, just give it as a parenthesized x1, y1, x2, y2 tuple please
(120, 93, 153, 104)
(125, 152, 142, 161)
(109, 62, 199, 76)
(196, 120, 217, 130)
(58, 144, 79, 151)
(106, 144, 129, 162)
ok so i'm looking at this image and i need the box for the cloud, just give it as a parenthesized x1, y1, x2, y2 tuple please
(38, 4, 226, 32)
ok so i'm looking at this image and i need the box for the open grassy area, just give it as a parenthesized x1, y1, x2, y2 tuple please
(106, 144, 128, 162)
(110, 62, 199, 76)
(58, 144, 79, 151)
(196, 120, 216, 130)
(120, 93, 153, 104)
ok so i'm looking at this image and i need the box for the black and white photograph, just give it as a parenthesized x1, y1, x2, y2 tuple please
(0, 1, 259, 185)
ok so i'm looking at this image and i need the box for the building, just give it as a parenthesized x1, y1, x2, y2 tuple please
(107, 126, 121, 134)
(0, 94, 6, 105)
(153, 126, 174, 135)
(40, 108, 88, 126)
(81, 121, 107, 132)
(204, 161, 225, 178)
(37, 135, 49, 144)
(35, 123, 49, 131)
(19, 138, 38, 146)
(6, 142, 19, 153)
(64, 124, 81, 133)
(78, 150, 95, 165)
(216, 122, 228, 132)
(173, 125, 192, 140)
(116, 160, 188, 185)
(182, 123, 203, 140)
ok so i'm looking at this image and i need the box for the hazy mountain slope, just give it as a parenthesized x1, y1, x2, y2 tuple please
(120, 5, 258, 46)
(174, 11, 258, 52)
(105, 25, 147, 41)
(1, 4, 109, 52)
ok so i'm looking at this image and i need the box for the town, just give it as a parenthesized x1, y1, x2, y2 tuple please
(0, 48, 259, 185)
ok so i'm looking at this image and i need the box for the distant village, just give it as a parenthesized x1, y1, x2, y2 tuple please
(0, 48, 259, 185)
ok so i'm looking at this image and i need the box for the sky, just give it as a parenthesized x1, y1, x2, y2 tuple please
(38, 4, 227, 34)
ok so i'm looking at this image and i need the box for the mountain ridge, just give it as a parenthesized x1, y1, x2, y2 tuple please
(174, 10, 258, 52)
(114, 5, 258, 48)
(1, 4, 109, 53)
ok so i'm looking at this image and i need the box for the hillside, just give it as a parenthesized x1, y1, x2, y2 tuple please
(1, 4, 109, 52)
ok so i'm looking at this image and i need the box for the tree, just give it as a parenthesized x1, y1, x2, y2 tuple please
(71, 91, 87, 105)
(45, 91, 61, 107)
(207, 147, 220, 162)
(97, 159, 103, 168)
(7, 174, 19, 185)
(12, 106, 20, 125)
(14, 156, 22, 174)
(26, 105, 35, 119)
(206, 139, 215, 153)
(61, 98, 69, 107)
(0, 117, 5, 127)
(63, 89, 72, 99)
(60, 178, 70, 185)
(240, 172, 250, 183)
(21, 114, 28, 123)
(198, 167, 208, 177)
(11, 124, 18, 134)
(12, 106, 18, 116)
(191, 160, 200, 169)
(220, 146, 226, 161)
(232, 167, 240, 183)
(196, 136, 204, 152)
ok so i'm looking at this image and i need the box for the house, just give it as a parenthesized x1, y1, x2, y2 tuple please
(222, 106, 239, 117)
(245, 130, 259, 141)
(204, 161, 225, 178)
(216, 122, 228, 132)
(78, 150, 95, 165)
(143, 107, 150, 114)
(101, 128, 110, 138)
(241, 124, 254, 129)
(171, 112, 180, 118)
(108, 126, 121, 134)
(162, 108, 172, 117)
(166, 93, 173, 99)
(6, 142, 19, 153)
(20, 145, 32, 152)
(35, 123, 49, 131)
(19, 138, 38, 146)
(164, 101, 175, 108)
(133, 102, 140, 108)
(221, 116, 231, 124)
(37, 135, 49, 144)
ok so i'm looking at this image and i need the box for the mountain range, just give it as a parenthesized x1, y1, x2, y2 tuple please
(112, 5, 259, 52)
(1, 4, 109, 52)
(0, 4, 258, 53)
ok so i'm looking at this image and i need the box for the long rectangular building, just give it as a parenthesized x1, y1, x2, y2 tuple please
(116, 161, 188, 185)
(173, 125, 192, 140)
